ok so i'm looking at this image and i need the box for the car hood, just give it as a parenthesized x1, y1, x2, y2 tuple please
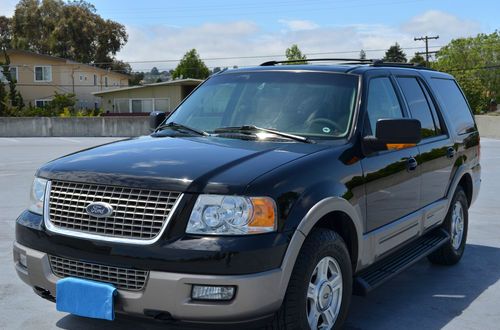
(37, 135, 329, 194)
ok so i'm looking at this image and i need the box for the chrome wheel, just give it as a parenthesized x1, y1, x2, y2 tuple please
(451, 201, 465, 250)
(306, 256, 343, 330)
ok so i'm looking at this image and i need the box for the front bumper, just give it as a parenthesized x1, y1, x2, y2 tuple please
(13, 242, 284, 323)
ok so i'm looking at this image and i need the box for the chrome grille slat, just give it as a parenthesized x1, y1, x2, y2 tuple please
(47, 180, 181, 241)
(49, 255, 148, 291)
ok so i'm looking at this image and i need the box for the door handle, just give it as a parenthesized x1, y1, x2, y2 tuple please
(407, 157, 418, 171)
(447, 147, 456, 158)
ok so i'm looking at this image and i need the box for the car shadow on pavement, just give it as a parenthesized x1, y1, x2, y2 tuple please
(345, 244, 500, 330)
(55, 243, 500, 330)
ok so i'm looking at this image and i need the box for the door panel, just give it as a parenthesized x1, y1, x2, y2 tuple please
(418, 138, 455, 206)
(362, 148, 420, 232)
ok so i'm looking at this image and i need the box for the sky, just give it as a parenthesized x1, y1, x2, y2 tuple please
(0, 0, 499, 71)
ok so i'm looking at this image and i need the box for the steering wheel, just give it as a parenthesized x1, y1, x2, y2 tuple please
(306, 118, 343, 135)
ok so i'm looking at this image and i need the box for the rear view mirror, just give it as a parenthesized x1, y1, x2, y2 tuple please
(149, 111, 166, 130)
(363, 118, 421, 153)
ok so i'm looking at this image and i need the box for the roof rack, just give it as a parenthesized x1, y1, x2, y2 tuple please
(259, 58, 436, 71)
(259, 58, 374, 66)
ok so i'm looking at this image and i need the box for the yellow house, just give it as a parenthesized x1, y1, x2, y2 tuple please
(1, 49, 130, 109)
(93, 79, 202, 114)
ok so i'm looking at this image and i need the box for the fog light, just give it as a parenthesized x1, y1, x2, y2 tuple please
(19, 253, 27, 269)
(191, 285, 235, 301)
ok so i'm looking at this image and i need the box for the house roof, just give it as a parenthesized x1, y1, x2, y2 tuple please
(92, 78, 203, 96)
(6, 49, 131, 79)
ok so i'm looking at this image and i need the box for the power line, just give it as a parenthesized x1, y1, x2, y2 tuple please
(4, 45, 444, 72)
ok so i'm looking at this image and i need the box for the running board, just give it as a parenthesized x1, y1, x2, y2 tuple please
(353, 228, 450, 296)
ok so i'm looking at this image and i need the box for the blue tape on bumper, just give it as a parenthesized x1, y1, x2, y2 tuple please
(56, 277, 117, 321)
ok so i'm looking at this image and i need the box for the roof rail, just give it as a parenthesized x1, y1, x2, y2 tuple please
(259, 58, 374, 66)
(370, 60, 435, 71)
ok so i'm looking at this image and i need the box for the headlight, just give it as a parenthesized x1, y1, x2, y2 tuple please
(28, 178, 48, 215)
(186, 195, 277, 235)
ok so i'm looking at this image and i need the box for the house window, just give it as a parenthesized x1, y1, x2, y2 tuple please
(113, 98, 169, 113)
(79, 74, 84, 81)
(131, 99, 153, 113)
(93, 74, 97, 86)
(104, 77, 108, 87)
(154, 98, 170, 112)
(34, 66, 52, 82)
(0, 66, 18, 83)
(10, 67, 18, 81)
(35, 99, 51, 108)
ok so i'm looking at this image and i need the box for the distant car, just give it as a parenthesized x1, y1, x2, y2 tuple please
(14, 59, 480, 329)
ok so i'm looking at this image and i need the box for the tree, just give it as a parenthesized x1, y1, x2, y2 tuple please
(409, 53, 426, 66)
(172, 49, 210, 79)
(1, 51, 22, 111)
(0, 16, 11, 50)
(285, 44, 307, 64)
(433, 31, 500, 113)
(129, 72, 144, 86)
(383, 43, 407, 63)
(10, 0, 128, 69)
(150, 67, 160, 75)
(359, 49, 367, 60)
(109, 60, 132, 75)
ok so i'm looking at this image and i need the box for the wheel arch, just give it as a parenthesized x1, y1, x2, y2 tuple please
(277, 197, 363, 300)
(457, 172, 473, 207)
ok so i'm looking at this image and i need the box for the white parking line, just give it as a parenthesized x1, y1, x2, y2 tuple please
(0, 138, 20, 143)
(58, 138, 81, 143)
(0, 161, 34, 167)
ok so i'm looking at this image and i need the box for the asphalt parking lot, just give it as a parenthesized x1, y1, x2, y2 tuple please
(1, 137, 499, 330)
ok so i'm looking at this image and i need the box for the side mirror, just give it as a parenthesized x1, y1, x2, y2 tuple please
(149, 111, 166, 130)
(363, 118, 421, 153)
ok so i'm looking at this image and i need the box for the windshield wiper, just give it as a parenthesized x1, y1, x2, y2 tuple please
(155, 121, 209, 136)
(214, 125, 314, 143)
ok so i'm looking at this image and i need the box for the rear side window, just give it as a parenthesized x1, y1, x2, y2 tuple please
(366, 77, 404, 135)
(429, 78, 475, 135)
(397, 77, 438, 139)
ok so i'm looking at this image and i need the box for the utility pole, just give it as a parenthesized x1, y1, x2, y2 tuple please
(414, 35, 439, 67)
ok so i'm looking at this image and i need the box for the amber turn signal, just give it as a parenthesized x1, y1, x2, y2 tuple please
(249, 197, 277, 232)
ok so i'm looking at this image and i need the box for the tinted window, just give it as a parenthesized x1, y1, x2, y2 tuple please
(430, 78, 475, 134)
(397, 77, 437, 138)
(366, 77, 403, 135)
(168, 72, 359, 138)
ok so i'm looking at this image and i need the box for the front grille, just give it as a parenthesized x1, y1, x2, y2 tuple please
(49, 255, 148, 291)
(47, 180, 181, 241)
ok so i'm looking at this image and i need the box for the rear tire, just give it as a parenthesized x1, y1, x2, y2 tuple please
(428, 186, 469, 265)
(267, 229, 352, 330)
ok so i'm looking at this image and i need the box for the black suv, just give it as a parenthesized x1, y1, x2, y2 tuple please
(14, 59, 481, 329)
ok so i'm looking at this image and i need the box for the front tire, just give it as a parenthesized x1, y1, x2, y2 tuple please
(269, 229, 352, 330)
(428, 186, 469, 265)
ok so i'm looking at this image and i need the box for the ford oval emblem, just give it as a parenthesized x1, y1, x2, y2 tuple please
(86, 202, 114, 218)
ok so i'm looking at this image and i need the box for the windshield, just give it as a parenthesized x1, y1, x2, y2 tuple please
(166, 71, 359, 139)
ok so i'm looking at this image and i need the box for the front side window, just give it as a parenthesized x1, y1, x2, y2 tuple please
(365, 77, 404, 135)
(397, 77, 438, 139)
(34, 66, 52, 82)
(167, 71, 359, 138)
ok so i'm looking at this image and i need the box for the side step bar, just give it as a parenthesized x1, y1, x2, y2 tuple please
(353, 228, 450, 296)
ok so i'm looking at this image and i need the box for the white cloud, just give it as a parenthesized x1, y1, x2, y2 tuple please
(278, 19, 319, 31)
(119, 21, 408, 70)
(402, 10, 481, 40)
